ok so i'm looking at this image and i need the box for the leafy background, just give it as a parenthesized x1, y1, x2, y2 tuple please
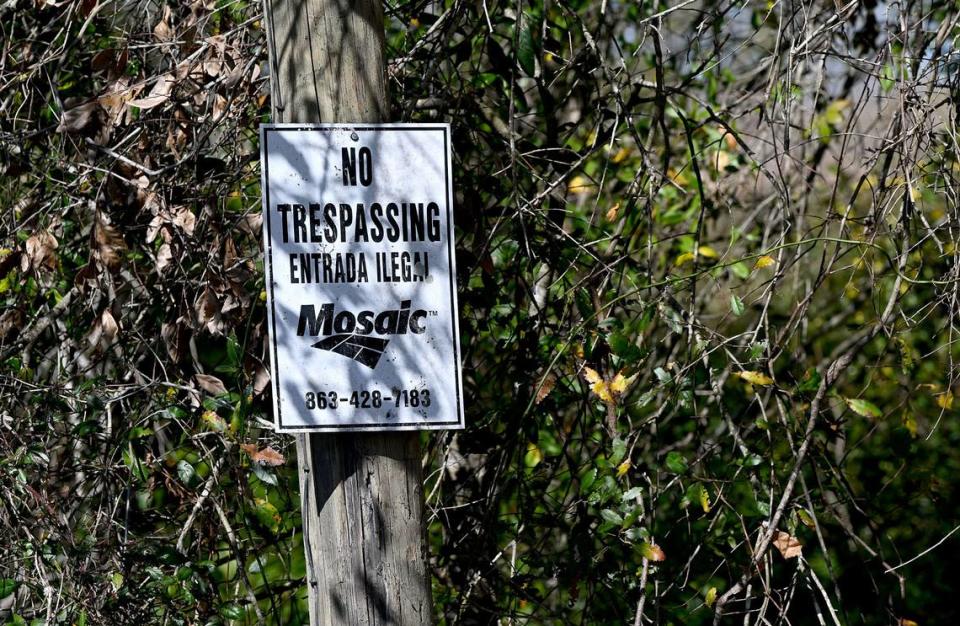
(2, 0, 960, 625)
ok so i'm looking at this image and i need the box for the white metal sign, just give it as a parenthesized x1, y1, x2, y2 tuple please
(259, 123, 464, 432)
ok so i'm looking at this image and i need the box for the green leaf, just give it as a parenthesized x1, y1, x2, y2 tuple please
(730, 261, 750, 279)
(579, 467, 598, 494)
(608, 332, 643, 360)
(516, 13, 537, 77)
(600, 508, 624, 525)
(0, 578, 17, 597)
(730, 294, 745, 316)
(220, 604, 245, 620)
(609, 438, 627, 466)
(251, 463, 278, 486)
(844, 397, 882, 419)
(797, 368, 821, 393)
(176, 460, 197, 487)
(254, 498, 282, 534)
(665, 451, 688, 474)
(290, 540, 307, 579)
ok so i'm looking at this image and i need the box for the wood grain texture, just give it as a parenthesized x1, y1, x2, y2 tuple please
(263, 1, 432, 624)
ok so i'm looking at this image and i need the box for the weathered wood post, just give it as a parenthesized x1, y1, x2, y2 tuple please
(261, 2, 433, 624)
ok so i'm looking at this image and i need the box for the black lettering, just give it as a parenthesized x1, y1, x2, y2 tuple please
(277, 204, 292, 243)
(297, 253, 311, 282)
(427, 202, 441, 241)
(397, 300, 411, 334)
(322, 253, 333, 282)
(342, 147, 357, 185)
(338, 203, 353, 243)
(409, 203, 425, 241)
(297, 304, 334, 336)
(370, 203, 384, 242)
(354, 204, 368, 242)
(409, 310, 427, 334)
(323, 203, 337, 242)
(375, 309, 399, 333)
(359, 146, 373, 186)
(357, 311, 374, 334)
(386, 203, 400, 241)
(293, 204, 307, 243)
(334, 311, 356, 333)
(289, 254, 299, 283)
(309, 203, 323, 242)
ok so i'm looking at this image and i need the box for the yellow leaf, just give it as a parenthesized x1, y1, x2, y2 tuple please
(201, 410, 227, 432)
(772, 531, 803, 559)
(900, 619, 919, 626)
(675, 252, 695, 266)
(640, 542, 666, 562)
(583, 366, 602, 385)
(797, 508, 816, 529)
(908, 184, 920, 203)
(735, 371, 774, 386)
(568, 175, 594, 194)
(591, 380, 614, 404)
(699, 486, 711, 513)
(753, 255, 776, 270)
(616, 459, 631, 478)
(611, 146, 631, 163)
(605, 202, 620, 222)
(524, 443, 543, 468)
(609, 372, 628, 395)
(936, 390, 953, 410)
(697, 245, 719, 259)
(705, 586, 717, 608)
(903, 413, 918, 438)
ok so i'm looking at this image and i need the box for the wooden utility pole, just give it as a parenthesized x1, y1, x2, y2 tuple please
(262, 2, 433, 625)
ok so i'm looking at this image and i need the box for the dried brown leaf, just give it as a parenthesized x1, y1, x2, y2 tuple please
(253, 366, 271, 396)
(128, 74, 174, 110)
(154, 7, 173, 42)
(534, 373, 555, 405)
(772, 531, 803, 559)
(195, 285, 222, 333)
(161, 319, 188, 363)
(171, 207, 196, 236)
(21, 231, 58, 272)
(0, 309, 24, 340)
(88, 309, 119, 352)
(156, 243, 173, 273)
(57, 101, 106, 137)
(240, 444, 285, 466)
(195, 373, 227, 396)
(94, 213, 126, 271)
